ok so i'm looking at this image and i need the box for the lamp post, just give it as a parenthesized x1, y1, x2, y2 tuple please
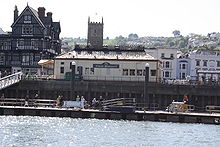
(71, 61, 76, 100)
(144, 63, 149, 110)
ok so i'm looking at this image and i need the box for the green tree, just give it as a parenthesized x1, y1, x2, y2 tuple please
(172, 30, 181, 37)
(128, 33, 139, 39)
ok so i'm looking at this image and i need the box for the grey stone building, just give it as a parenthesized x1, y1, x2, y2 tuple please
(0, 5, 61, 75)
(87, 16, 103, 50)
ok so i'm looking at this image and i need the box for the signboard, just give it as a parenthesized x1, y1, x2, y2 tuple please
(93, 62, 119, 68)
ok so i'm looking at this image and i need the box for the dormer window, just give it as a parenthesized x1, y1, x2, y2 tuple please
(161, 53, 165, 58)
(170, 54, 174, 58)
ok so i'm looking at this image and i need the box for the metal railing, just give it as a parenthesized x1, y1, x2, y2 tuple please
(206, 105, 220, 113)
(101, 98, 136, 107)
(0, 98, 56, 107)
(0, 72, 22, 90)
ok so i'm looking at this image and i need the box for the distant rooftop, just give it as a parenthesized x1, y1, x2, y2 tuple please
(0, 28, 6, 34)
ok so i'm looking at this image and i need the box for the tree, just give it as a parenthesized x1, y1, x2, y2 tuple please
(172, 30, 181, 37)
(128, 33, 139, 39)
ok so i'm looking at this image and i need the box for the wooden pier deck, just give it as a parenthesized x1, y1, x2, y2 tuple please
(0, 106, 220, 125)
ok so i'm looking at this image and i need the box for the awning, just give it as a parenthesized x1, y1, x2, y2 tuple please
(38, 60, 54, 66)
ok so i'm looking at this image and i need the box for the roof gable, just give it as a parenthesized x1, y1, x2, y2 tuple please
(11, 5, 45, 28)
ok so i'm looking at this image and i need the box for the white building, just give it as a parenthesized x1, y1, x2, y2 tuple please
(144, 47, 178, 80)
(54, 50, 162, 82)
(189, 50, 220, 81)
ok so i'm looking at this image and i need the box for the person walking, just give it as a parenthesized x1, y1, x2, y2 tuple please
(80, 96, 85, 109)
(0, 93, 5, 106)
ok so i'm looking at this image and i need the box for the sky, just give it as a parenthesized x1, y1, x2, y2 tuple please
(0, 0, 220, 39)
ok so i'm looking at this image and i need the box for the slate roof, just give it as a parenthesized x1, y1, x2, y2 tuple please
(11, 5, 45, 28)
(52, 22, 61, 33)
(56, 50, 156, 61)
(0, 28, 6, 34)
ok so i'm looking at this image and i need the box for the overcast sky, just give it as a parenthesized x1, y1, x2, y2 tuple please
(0, 0, 220, 38)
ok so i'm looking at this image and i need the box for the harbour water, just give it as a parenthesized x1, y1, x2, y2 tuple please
(0, 116, 220, 147)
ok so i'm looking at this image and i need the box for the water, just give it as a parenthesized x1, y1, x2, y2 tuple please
(0, 116, 220, 147)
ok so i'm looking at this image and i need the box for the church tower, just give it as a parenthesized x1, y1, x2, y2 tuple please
(87, 16, 103, 50)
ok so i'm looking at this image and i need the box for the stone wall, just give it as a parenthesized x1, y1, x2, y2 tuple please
(2, 79, 220, 111)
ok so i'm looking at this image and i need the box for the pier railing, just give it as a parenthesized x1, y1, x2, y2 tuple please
(0, 72, 22, 90)
(101, 98, 136, 107)
(0, 98, 56, 107)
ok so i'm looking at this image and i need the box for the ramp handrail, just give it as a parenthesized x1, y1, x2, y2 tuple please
(0, 72, 22, 90)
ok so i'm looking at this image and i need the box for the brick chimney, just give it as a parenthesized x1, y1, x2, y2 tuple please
(14, 5, 19, 22)
(47, 12, 53, 18)
(38, 7, 45, 18)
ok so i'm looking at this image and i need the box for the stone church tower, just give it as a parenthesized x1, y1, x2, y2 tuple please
(87, 16, 103, 49)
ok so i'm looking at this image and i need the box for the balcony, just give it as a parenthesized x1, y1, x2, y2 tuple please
(17, 46, 38, 50)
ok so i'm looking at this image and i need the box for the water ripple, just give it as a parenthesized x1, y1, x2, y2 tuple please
(0, 116, 220, 147)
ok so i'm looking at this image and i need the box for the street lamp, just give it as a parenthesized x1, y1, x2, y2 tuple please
(144, 63, 150, 111)
(71, 61, 76, 100)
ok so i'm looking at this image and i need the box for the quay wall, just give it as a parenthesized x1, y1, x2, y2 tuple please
(0, 106, 220, 125)
(2, 79, 220, 110)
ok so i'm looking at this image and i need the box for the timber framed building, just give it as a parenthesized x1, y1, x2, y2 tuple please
(0, 5, 61, 75)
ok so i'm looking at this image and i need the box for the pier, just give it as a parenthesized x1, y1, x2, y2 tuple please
(0, 106, 220, 125)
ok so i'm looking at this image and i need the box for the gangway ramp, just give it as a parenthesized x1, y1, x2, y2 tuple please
(0, 72, 22, 90)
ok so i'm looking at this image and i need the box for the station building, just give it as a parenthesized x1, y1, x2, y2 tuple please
(54, 50, 162, 82)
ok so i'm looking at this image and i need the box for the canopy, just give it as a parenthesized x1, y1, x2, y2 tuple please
(38, 60, 54, 66)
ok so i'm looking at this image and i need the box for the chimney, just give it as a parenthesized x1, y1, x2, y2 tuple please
(38, 7, 45, 18)
(14, 5, 19, 22)
(47, 12, 53, 18)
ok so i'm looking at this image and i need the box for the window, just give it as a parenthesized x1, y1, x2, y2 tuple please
(61, 62, 64, 65)
(217, 61, 220, 67)
(90, 68, 94, 75)
(181, 73, 186, 79)
(18, 39, 24, 46)
(196, 60, 200, 66)
(85, 67, 89, 74)
(137, 70, 143, 76)
(165, 61, 170, 68)
(182, 64, 186, 69)
(170, 54, 174, 58)
(12, 54, 19, 61)
(203, 60, 207, 67)
(161, 53, 165, 58)
(69, 62, 72, 69)
(31, 40, 35, 46)
(130, 69, 135, 76)
(34, 54, 40, 61)
(122, 69, 128, 76)
(22, 54, 30, 65)
(22, 25, 33, 34)
(0, 53, 5, 65)
(60, 67, 64, 74)
(150, 70, 156, 76)
(165, 71, 170, 78)
(24, 15, 31, 21)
